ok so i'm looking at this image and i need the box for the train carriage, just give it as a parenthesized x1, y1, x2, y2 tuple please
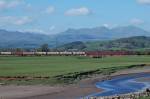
(73, 52, 85, 56)
(47, 52, 59, 55)
(0, 52, 12, 55)
(12, 52, 23, 56)
(59, 52, 72, 56)
(34, 52, 47, 56)
(22, 52, 35, 56)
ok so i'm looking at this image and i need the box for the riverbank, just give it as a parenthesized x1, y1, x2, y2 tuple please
(0, 65, 150, 99)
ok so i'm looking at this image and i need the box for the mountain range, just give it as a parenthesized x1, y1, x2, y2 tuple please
(57, 36, 150, 51)
(0, 26, 150, 48)
(54, 26, 150, 43)
(0, 29, 52, 48)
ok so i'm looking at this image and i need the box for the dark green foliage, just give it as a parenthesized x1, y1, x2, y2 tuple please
(40, 44, 49, 52)
(86, 36, 150, 51)
(57, 41, 86, 51)
(57, 36, 150, 51)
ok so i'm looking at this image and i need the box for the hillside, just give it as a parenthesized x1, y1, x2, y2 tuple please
(0, 29, 53, 48)
(52, 26, 150, 43)
(57, 36, 150, 51)
(0, 26, 150, 48)
(56, 41, 86, 51)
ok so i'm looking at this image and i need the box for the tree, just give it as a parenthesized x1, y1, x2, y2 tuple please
(16, 48, 23, 52)
(41, 44, 49, 52)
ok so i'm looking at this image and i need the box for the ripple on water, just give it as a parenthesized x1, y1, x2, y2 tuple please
(89, 73, 150, 97)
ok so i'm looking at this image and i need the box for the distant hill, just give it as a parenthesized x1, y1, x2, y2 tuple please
(57, 36, 150, 51)
(0, 29, 52, 48)
(52, 27, 111, 43)
(52, 26, 150, 44)
(57, 41, 86, 51)
(0, 26, 150, 48)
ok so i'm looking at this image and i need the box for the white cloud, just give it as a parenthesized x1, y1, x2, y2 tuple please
(45, 6, 55, 14)
(0, 16, 33, 26)
(103, 24, 110, 28)
(25, 3, 32, 10)
(0, 1, 6, 9)
(7, 0, 20, 8)
(14, 16, 32, 25)
(22, 28, 46, 34)
(130, 18, 144, 25)
(49, 25, 55, 31)
(137, 0, 150, 5)
(102, 23, 118, 28)
(20, 25, 56, 34)
(65, 7, 91, 16)
(0, 0, 22, 10)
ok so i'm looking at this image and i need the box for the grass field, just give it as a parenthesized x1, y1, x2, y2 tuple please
(139, 97, 150, 99)
(0, 55, 150, 85)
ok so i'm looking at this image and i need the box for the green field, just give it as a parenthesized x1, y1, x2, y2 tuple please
(139, 97, 150, 99)
(0, 55, 150, 85)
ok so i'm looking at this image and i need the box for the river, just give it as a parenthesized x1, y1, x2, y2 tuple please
(86, 73, 150, 98)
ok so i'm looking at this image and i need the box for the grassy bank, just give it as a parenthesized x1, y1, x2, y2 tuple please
(139, 97, 150, 99)
(0, 56, 150, 85)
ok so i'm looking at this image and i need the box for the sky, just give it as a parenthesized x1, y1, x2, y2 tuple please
(0, 0, 150, 34)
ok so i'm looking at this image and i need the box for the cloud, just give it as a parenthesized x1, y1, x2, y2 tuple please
(0, 0, 22, 10)
(22, 28, 46, 34)
(0, 16, 33, 26)
(102, 23, 118, 28)
(102, 24, 110, 28)
(20, 25, 56, 34)
(137, 0, 150, 5)
(65, 7, 91, 16)
(130, 18, 144, 25)
(49, 25, 55, 31)
(14, 16, 32, 25)
(25, 3, 32, 10)
(45, 6, 55, 14)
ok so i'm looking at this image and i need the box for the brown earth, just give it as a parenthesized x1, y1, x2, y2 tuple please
(0, 76, 50, 81)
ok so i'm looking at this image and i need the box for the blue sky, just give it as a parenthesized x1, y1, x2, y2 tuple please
(0, 0, 150, 34)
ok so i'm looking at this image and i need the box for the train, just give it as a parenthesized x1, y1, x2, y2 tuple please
(0, 51, 140, 57)
(0, 51, 86, 56)
(85, 51, 135, 58)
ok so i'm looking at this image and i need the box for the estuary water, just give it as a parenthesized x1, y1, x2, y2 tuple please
(87, 73, 150, 97)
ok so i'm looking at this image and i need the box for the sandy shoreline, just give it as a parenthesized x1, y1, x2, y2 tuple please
(0, 66, 150, 99)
